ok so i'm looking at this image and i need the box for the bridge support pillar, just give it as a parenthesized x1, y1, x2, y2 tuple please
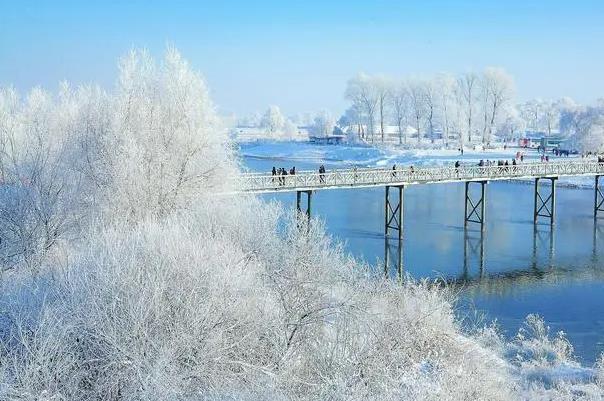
(385, 185, 404, 279)
(534, 177, 557, 225)
(595, 175, 604, 219)
(385, 185, 404, 238)
(296, 190, 312, 220)
(464, 181, 487, 230)
(463, 229, 485, 279)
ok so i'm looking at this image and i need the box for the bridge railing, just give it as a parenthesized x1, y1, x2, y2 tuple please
(235, 161, 604, 193)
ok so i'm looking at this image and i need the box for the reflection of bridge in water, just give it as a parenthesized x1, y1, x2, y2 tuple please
(449, 224, 604, 294)
(236, 161, 604, 280)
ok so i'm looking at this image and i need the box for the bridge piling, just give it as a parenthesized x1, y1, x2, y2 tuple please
(595, 175, 604, 218)
(385, 185, 404, 239)
(296, 190, 312, 220)
(534, 177, 557, 225)
(464, 181, 487, 230)
(384, 185, 404, 279)
(463, 229, 485, 278)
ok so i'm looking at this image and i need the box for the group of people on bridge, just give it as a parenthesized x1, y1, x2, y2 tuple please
(271, 165, 328, 186)
(475, 159, 519, 168)
(272, 166, 296, 186)
(267, 152, 604, 189)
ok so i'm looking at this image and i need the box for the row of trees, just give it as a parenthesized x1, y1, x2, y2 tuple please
(514, 98, 604, 151)
(238, 106, 336, 139)
(343, 68, 516, 145)
(237, 93, 604, 152)
(342, 71, 604, 152)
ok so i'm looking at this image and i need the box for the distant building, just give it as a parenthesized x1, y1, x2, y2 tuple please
(539, 135, 566, 150)
(518, 138, 539, 148)
(309, 135, 346, 145)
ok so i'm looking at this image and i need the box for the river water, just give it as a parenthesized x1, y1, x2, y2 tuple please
(240, 141, 604, 364)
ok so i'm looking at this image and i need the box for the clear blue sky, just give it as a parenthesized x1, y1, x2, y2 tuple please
(1, 0, 603, 116)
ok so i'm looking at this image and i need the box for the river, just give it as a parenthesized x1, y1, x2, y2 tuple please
(240, 141, 604, 364)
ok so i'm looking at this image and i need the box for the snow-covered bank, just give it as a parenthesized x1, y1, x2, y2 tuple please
(240, 141, 549, 168)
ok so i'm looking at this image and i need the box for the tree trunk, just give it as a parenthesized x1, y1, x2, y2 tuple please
(467, 105, 472, 143)
(398, 119, 403, 146)
(380, 100, 385, 142)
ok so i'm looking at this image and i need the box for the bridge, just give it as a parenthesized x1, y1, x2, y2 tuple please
(235, 160, 604, 278)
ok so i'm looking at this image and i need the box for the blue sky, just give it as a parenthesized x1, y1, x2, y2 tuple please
(1, 0, 603, 115)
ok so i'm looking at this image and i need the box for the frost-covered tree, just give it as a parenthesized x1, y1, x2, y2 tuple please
(260, 105, 286, 137)
(541, 100, 560, 137)
(311, 110, 335, 137)
(458, 72, 479, 143)
(422, 79, 438, 143)
(436, 73, 458, 146)
(338, 104, 365, 140)
(497, 106, 526, 142)
(237, 111, 262, 127)
(111, 48, 230, 219)
(390, 81, 409, 145)
(480, 67, 515, 143)
(374, 76, 391, 142)
(345, 73, 378, 143)
(0, 85, 95, 271)
(408, 78, 426, 144)
(283, 119, 299, 138)
(567, 106, 604, 152)
(559, 99, 583, 138)
(519, 99, 546, 134)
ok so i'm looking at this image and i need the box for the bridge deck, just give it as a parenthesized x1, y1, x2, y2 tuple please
(236, 161, 604, 193)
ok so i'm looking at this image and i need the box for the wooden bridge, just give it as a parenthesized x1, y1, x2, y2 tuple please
(235, 160, 604, 278)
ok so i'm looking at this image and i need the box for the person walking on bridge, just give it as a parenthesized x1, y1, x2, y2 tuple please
(392, 164, 397, 178)
(272, 166, 277, 184)
(282, 168, 288, 185)
(319, 165, 326, 183)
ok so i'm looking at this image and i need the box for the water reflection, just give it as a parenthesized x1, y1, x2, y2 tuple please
(594, 223, 604, 262)
(383, 208, 604, 292)
(532, 226, 555, 270)
(384, 237, 403, 280)
(463, 228, 485, 279)
(451, 222, 604, 294)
